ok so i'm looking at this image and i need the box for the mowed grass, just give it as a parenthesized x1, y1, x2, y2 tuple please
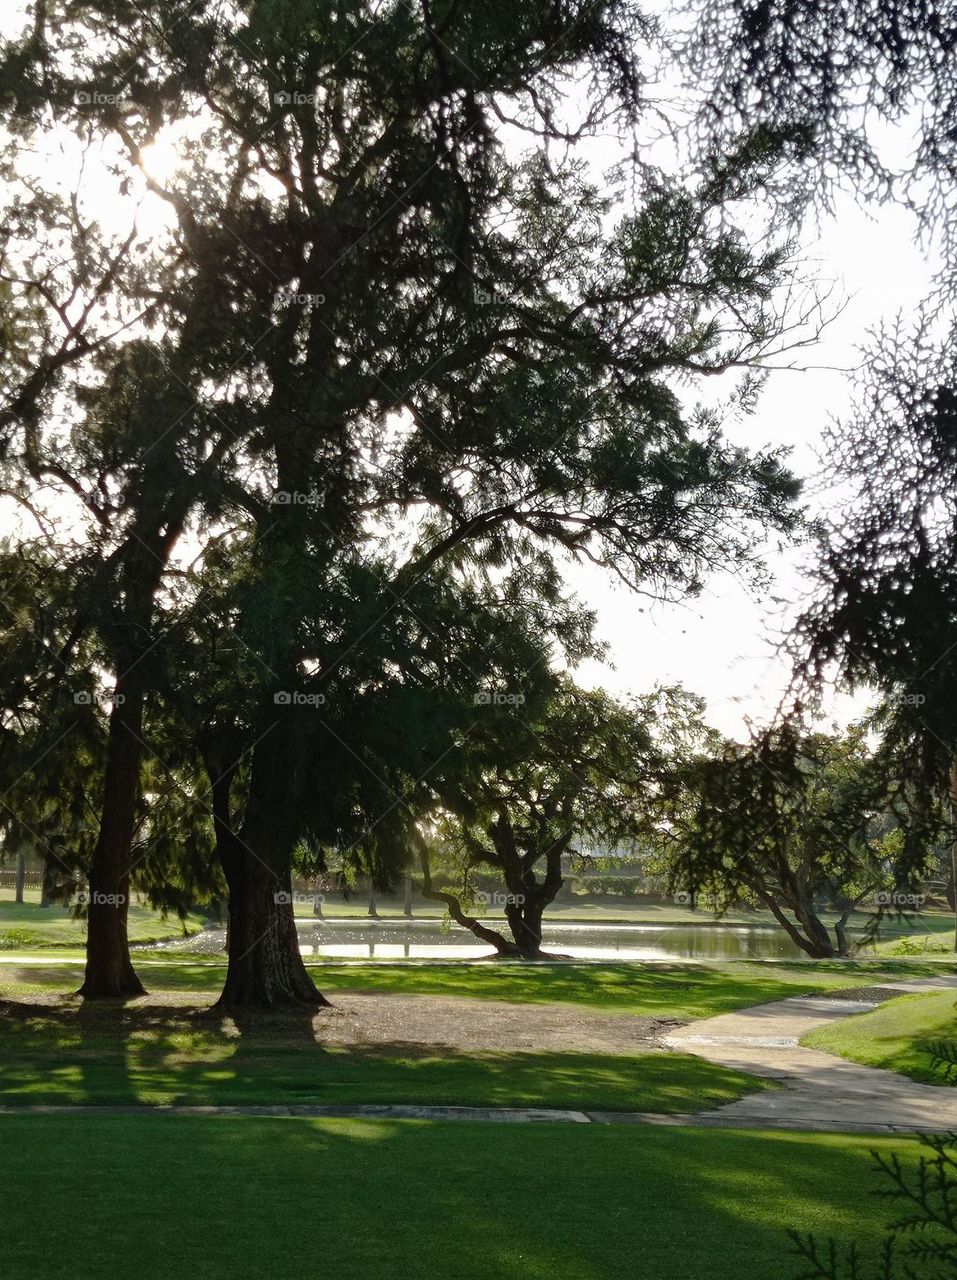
(0, 998, 764, 1111)
(0, 1116, 926, 1280)
(804, 989, 957, 1085)
(2, 956, 952, 1014)
(0, 898, 204, 948)
(0, 957, 896, 1013)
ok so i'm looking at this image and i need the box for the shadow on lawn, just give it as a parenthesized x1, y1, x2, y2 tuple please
(0, 994, 760, 1112)
(0, 1115, 920, 1280)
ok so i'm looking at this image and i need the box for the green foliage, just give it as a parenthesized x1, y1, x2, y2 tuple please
(671, 720, 897, 956)
(790, 1133, 957, 1280)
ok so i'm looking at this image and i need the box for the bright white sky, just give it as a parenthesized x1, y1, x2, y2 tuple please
(0, 4, 939, 739)
(573, 191, 937, 736)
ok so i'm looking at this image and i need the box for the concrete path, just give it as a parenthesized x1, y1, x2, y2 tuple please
(663, 975, 957, 1133)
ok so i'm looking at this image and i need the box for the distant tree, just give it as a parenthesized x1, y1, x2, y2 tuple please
(671, 721, 896, 957)
(791, 327, 957, 944)
(421, 684, 702, 957)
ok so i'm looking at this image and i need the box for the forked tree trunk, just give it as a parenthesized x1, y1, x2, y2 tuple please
(501, 837, 566, 958)
(79, 670, 147, 999)
(209, 733, 328, 1009)
(755, 887, 835, 959)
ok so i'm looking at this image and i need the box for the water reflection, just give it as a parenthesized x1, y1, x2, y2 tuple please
(166, 918, 811, 960)
(294, 920, 806, 960)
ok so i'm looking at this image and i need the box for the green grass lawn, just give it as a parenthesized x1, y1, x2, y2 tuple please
(0, 897, 205, 948)
(2, 956, 952, 1012)
(0, 1116, 926, 1280)
(0, 1034, 760, 1111)
(804, 989, 957, 1085)
(0, 957, 889, 1013)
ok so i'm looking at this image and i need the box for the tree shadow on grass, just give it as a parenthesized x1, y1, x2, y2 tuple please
(0, 994, 764, 1112)
(0, 1115, 922, 1280)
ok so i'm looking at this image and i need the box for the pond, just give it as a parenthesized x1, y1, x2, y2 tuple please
(167, 917, 815, 961)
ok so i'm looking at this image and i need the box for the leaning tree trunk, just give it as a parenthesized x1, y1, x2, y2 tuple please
(79, 667, 147, 998)
(418, 850, 522, 956)
(212, 731, 328, 1009)
(754, 887, 835, 959)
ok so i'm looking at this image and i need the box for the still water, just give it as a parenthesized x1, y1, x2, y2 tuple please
(170, 918, 810, 961)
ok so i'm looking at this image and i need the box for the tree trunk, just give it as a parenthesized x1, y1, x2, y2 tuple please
(949, 759, 957, 952)
(14, 850, 26, 904)
(79, 669, 147, 999)
(418, 849, 521, 956)
(403, 873, 413, 918)
(755, 888, 835, 959)
(368, 883, 378, 918)
(834, 909, 851, 958)
(211, 732, 328, 1009)
(39, 857, 58, 907)
(501, 839, 566, 958)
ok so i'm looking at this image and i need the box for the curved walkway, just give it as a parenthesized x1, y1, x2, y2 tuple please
(662, 974, 957, 1133)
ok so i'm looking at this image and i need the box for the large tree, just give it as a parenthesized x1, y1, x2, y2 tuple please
(1, 0, 806, 1003)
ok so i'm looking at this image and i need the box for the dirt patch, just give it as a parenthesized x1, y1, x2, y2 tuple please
(309, 991, 683, 1054)
(0, 989, 682, 1055)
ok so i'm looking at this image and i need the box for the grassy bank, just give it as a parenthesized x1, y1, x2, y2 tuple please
(804, 988, 957, 1085)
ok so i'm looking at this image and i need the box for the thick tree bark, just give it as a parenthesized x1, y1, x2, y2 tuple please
(209, 733, 328, 1009)
(79, 668, 147, 999)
